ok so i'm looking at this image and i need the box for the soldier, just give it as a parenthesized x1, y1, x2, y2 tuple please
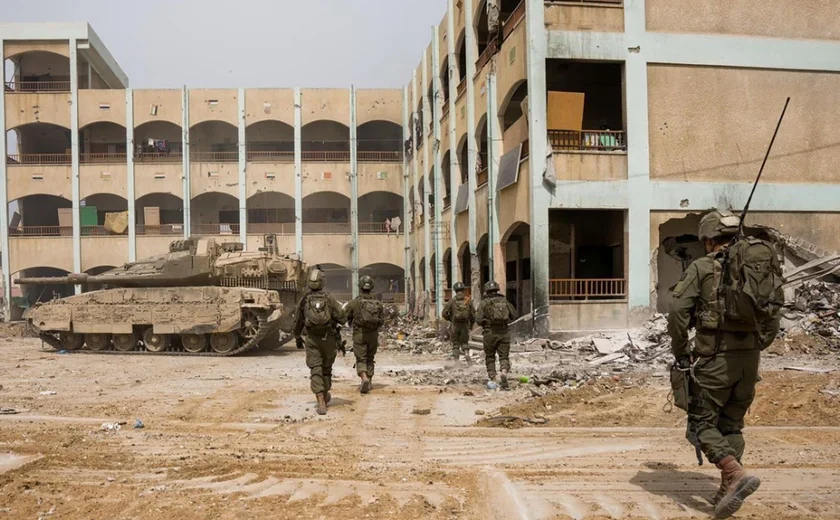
(294, 268, 346, 415)
(475, 281, 518, 389)
(668, 210, 782, 519)
(344, 275, 384, 394)
(442, 281, 475, 361)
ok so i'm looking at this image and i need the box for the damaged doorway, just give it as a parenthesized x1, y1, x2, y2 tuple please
(656, 213, 705, 313)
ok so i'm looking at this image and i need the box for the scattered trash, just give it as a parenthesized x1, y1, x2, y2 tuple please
(101, 422, 122, 432)
(39, 391, 57, 396)
(133, 419, 145, 429)
(783, 366, 833, 374)
(474, 409, 485, 415)
(487, 381, 498, 390)
(411, 408, 431, 415)
(518, 376, 530, 384)
(58, 350, 68, 355)
(0, 407, 21, 415)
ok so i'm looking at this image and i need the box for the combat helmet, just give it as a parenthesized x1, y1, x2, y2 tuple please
(453, 281, 466, 293)
(359, 275, 374, 292)
(307, 268, 325, 291)
(484, 280, 500, 294)
(699, 210, 740, 241)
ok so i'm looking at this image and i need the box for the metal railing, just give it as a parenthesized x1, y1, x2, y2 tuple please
(443, 194, 452, 209)
(7, 153, 71, 165)
(246, 223, 295, 235)
(502, 0, 527, 41)
(5, 81, 71, 92)
(136, 224, 184, 236)
(135, 152, 183, 163)
(302, 222, 351, 234)
(358, 222, 404, 234)
(549, 278, 627, 300)
(477, 167, 489, 187)
(81, 226, 127, 236)
(192, 223, 241, 235)
(475, 38, 499, 75)
(302, 151, 351, 162)
(548, 129, 627, 152)
(246, 151, 295, 162)
(9, 226, 72, 237)
(190, 151, 239, 163)
(358, 151, 403, 162)
(80, 153, 127, 164)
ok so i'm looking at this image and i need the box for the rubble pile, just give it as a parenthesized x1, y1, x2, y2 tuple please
(551, 314, 673, 367)
(780, 282, 840, 350)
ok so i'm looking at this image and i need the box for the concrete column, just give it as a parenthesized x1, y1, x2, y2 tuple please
(350, 86, 360, 298)
(237, 88, 247, 244)
(69, 38, 81, 290)
(465, 0, 480, 297)
(525, 0, 550, 335)
(486, 70, 504, 288)
(446, 0, 459, 285)
(421, 52, 432, 313)
(431, 26, 444, 319)
(126, 88, 136, 261)
(624, 0, 652, 312)
(294, 88, 303, 258)
(0, 38, 10, 320)
(402, 86, 412, 308)
(181, 86, 191, 237)
(410, 72, 421, 294)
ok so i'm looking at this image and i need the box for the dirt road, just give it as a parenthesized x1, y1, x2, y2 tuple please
(1, 339, 839, 519)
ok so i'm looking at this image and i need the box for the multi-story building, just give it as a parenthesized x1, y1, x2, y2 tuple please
(3, 1, 840, 334)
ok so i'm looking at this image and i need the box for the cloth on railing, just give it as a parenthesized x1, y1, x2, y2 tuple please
(543, 141, 557, 188)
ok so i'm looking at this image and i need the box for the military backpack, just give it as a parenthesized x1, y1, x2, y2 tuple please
(485, 296, 511, 326)
(356, 298, 384, 330)
(451, 298, 472, 322)
(304, 292, 332, 329)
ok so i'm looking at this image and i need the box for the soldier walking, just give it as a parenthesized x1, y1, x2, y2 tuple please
(442, 281, 475, 361)
(668, 210, 783, 518)
(475, 281, 518, 389)
(344, 275, 385, 394)
(294, 268, 346, 415)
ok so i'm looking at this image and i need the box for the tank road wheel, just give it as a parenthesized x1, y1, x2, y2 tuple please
(239, 310, 261, 340)
(142, 328, 171, 353)
(59, 332, 84, 351)
(113, 334, 137, 352)
(210, 332, 239, 354)
(85, 333, 110, 351)
(181, 334, 208, 353)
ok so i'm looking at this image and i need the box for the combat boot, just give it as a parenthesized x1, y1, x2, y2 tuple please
(709, 470, 725, 506)
(324, 392, 332, 405)
(499, 369, 510, 390)
(360, 372, 371, 394)
(714, 455, 760, 519)
(316, 393, 327, 415)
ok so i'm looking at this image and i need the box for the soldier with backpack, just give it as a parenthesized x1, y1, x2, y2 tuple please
(475, 280, 518, 389)
(344, 275, 385, 394)
(668, 210, 783, 518)
(442, 281, 475, 361)
(293, 268, 346, 415)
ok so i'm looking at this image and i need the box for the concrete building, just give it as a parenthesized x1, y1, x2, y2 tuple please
(3, 1, 840, 332)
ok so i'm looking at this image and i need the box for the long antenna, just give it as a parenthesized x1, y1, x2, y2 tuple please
(739, 97, 790, 234)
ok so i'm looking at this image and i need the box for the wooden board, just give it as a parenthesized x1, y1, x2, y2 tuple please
(144, 206, 161, 227)
(547, 91, 585, 131)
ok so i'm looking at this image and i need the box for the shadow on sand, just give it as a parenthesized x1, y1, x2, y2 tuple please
(630, 462, 719, 515)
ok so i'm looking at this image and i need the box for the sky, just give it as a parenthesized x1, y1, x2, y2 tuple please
(4, 0, 448, 89)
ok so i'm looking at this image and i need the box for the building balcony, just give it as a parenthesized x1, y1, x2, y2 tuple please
(80, 153, 127, 164)
(549, 278, 627, 301)
(302, 222, 351, 234)
(545, 0, 624, 33)
(247, 223, 295, 235)
(136, 224, 184, 236)
(477, 167, 489, 188)
(9, 226, 72, 237)
(247, 151, 294, 163)
(192, 223, 241, 235)
(548, 129, 626, 152)
(359, 222, 404, 235)
(503, 1, 527, 41)
(191, 151, 239, 163)
(7, 154, 72, 166)
(5, 80, 71, 93)
(457, 78, 467, 100)
(358, 151, 403, 163)
(135, 152, 183, 164)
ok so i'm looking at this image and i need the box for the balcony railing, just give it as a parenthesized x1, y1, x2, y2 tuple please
(9, 226, 72, 237)
(550, 0, 623, 4)
(81, 226, 127, 236)
(302, 151, 351, 162)
(457, 78, 467, 99)
(548, 129, 627, 152)
(135, 152, 183, 163)
(5, 81, 71, 93)
(502, 1, 527, 41)
(246, 151, 295, 162)
(549, 278, 627, 300)
(443, 194, 452, 209)
(358, 222, 403, 235)
(358, 151, 403, 163)
(190, 151, 239, 163)
(246, 223, 295, 235)
(477, 167, 489, 187)
(475, 38, 499, 76)
(192, 223, 241, 235)
(302, 222, 351, 234)
(136, 224, 184, 236)
(7, 153, 71, 165)
(80, 153, 127, 164)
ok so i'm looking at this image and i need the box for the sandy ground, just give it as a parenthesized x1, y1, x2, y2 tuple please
(1, 338, 839, 519)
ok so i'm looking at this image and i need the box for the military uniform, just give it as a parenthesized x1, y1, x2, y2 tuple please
(293, 289, 345, 399)
(442, 284, 475, 359)
(475, 283, 518, 384)
(345, 293, 382, 380)
(667, 210, 781, 518)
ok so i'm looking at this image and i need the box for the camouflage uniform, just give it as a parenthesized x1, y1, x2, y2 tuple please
(442, 287, 475, 359)
(293, 289, 345, 396)
(345, 293, 382, 378)
(475, 287, 518, 381)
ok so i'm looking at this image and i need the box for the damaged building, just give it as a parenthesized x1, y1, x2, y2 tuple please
(3, 1, 840, 333)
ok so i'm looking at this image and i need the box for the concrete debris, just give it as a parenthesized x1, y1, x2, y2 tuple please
(39, 391, 57, 396)
(781, 282, 840, 350)
(411, 408, 431, 415)
(592, 337, 625, 355)
(588, 353, 628, 366)
(101, 422, 122, 432)
(783, 366, 833, 374)
(0, 407, 21, 415)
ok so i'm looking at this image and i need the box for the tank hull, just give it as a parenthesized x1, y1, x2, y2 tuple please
(23, 286, 287, 356)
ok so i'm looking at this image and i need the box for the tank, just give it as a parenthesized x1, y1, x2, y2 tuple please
(15, 234, 306, 356)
